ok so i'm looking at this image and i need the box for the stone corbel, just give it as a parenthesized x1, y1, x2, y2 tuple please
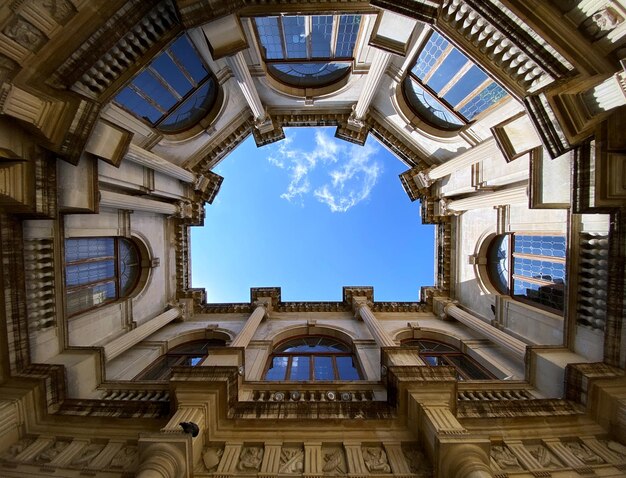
(254, 111, 275, 135)
(347, 105, 366, 132)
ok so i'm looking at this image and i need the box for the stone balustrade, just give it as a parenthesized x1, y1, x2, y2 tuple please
(24, 238, 56, 331)
(577, 232, 610, 332)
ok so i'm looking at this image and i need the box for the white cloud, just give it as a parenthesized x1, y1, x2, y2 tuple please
(266, 131, 382, 212)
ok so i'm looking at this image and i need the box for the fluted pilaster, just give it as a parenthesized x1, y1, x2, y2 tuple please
(353, 298, 396, 348)
(104, 307, 181, 361)
(126, 144, 196, 183)
(444, 183, 528, 213)
(100, 190, 178, 215)
(228, 51, 266, 122)
(444, 303, 526, 360)
(230, 301, 269, 348)
(353, 49, 392, 120)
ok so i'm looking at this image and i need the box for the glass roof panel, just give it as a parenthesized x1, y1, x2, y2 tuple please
(442, 65, 487, 105)
(255, 16, 283, 60)
(426, 48, 467, 93)
(335, 15, 361, 57)
(459, 82, 508, 120)
(115, 88, 162, 123)
(169, 35, 207, 83)
(284, 16, 307, 58)
(311, 15, 333, 58)
(151, 54, 194, 97)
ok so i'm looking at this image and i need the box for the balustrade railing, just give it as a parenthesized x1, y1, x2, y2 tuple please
(24, 238, 56, 331)
(576, 232, 610, 331)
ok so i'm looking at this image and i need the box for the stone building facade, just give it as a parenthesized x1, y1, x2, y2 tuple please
(0, 0, 626, 477)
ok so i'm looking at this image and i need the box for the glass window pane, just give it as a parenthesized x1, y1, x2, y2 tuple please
(488, 235, 510, 294)
(314, 356, 334, 380)
(151, 54, 194, 97)
(159, 79, 217, 131)
(335, 15, 361, 58)
(426, 49, 467, 93)
(442, 65, 487, 106)
(66, 260, 115, 287)
(114, 87, 163, 124)
(269, 62, 350, 88)
(458, 82, 507, 120)
(265, 356, 288, 380)
(446, 356, 491, 380)
(412, 31, 449, 79)
(65, 238, 114, 262)
(255, 16, 283, 59)
(311, 15, 332, 58)
(289, 356, 310, 381)
(168, 35, 208, 83)
(133, 70, 178, 111)
(514, 235, 566, 258)
(66, 281, 116, 315)
(336, 356, 360, 380)
(404, 79, 463, 128)
(284, 16, 307, 58)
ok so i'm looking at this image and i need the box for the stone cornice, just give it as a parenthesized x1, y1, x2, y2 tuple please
(199, 300, 427, 314)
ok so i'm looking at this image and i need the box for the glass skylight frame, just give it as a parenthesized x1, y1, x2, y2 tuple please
(405, 30, 509, 129)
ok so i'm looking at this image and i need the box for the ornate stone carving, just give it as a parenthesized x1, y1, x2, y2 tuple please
(582, 6, 624, 40)
(279, 446, 304, 474)
(601, 439, 626, 458)
(238, 446, 263, 471)
(402, 446, 430, 475)
(202, 446, 224, 472)
(564, 441, 604, 464)
(526, 444, 561, 468)
(71, 444, 104, 467)
(4, 17, 46, 51)
(322, 446, 347, 474)
(491, 445, 523, 470)
(0, 55, 18, 82)
(39, 0, 77, 24)
(35, 440, 69, 463)
(109, 446, 138, 469)
(2, 438, 34, 459)
(362, 446, 391, 473)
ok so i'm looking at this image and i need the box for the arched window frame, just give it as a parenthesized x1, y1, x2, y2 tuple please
(264, 335, 362, 382)
(403, 29, 509, 130)
(113, 33, 220, 134)
(134, 339, 226, 381)
(402, 339, 494, 380)
(64, 237, 141, 317)
(252, 14, 362, 89)
(487, 233, 566, 315)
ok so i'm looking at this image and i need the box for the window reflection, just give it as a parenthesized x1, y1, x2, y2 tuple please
(403, 339, 493, 380)
(404, 30, 509, 129)
(254, 14, 361, 88)
(264, 336, 362, 381)
(114, 34, 218, 132)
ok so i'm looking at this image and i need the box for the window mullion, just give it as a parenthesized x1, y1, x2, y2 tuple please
(455, 78, 491, 112)
(306, 16, 312, 59)
(278, 16, 288, 59)
(421, 44, 453, 84)
(330, 14, 339, 58)
(148, 66, 183, 101)
(437, 60, 472, 97)
(512, 274, 558, 286)
(128, 83, 168, 114)
(512, 252, 566, 263)
(166, 50, 199, 88)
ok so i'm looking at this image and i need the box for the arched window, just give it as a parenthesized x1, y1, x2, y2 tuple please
(253, 15, 361, 88)
(114, 34, 219, 133)
(65, 237, 141, 316)
(264, 336, 361, 381)
(403, 30, 509, 129)
(488, 234, 566, 313)
(403, 339, 493, 380)
(135, 339, 226, 381)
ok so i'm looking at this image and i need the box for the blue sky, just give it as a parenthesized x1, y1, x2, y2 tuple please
(191, 127, 434, 303)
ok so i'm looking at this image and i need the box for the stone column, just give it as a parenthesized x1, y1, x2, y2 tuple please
(444, 302, 526, 360)
(136, 442, 187, 478)
(303, 443, 323, 478)
(416, 139, 499, 188)
(352, 297, 396, 347)
(103, 307, 181, 361)
(227, 52, 273, 133)
(230, 300, 270, 348)
(125, 144, 196, 183)
(582, 71, 626, 115)
(100, 190, 178, 215)
(349, 49, 392, 130)
(443, 183, 528, 214)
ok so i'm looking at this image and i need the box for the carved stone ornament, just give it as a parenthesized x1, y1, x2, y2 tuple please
(71, 444, 104, 467)
(35, 440, 69, 463)
(2, 438, 34, 460)
(564, 441, 604, 464)
(322, 446, 347, 474)
(279, 447, 304, 474)
(0, 55, 18, 82)
(109, 445, 138, 469)
(526, 444, 561, 468)
(583, 6, 625, 40)
(202, 446, 224, 472)
(490, 445, 522, 470)
(362, 446, 391, 473)
(238, 446, 263, 471)
(3, 17, 46, 51)
(602, 439, 626, 458)
(40, 0, 77, 24)
(402, 446, 430, 475)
